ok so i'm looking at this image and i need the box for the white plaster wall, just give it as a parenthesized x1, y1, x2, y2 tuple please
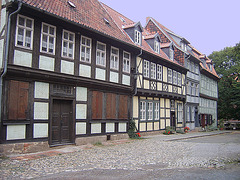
(14, 50, 32, 67)
(76, 122, 86, 135)
(76, 87, 87, 101)
(7, 125, 26, 140)
(118, 122, 127, 132)
(110, 71, 119, 83)
(61, 60, 74, 75)
(76, 104, 87, 119)
(33, 123, 48, 138)
(0, 40, 3, 68)
(79, 64, 91, 78)
(34, 102, 49, 120)
(122, 74, 130, 86)
(106, 123, 115, 133)
(34, 82, 49, 99)
(91, 123, 101, 134)
(39, 55, 55, 71)
(95, 68, 106, 80)
(140, 123, 146, 131)
(133, 96, 138, 118)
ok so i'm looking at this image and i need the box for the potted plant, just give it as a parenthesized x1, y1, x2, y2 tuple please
(184, 127, 190, 133)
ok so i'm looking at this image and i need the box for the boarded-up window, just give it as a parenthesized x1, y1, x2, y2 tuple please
(8, 80, 29, 120)
(92, 91, 103, 119)
(119, 95, 128, 119)
(106, 93, 116, 119)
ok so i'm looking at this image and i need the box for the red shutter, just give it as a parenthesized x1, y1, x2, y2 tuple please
(106, 93, 116, 119)
(119, 95, 128, 119)
(92, 91, 103, 119)
(8, 80, 29, 120)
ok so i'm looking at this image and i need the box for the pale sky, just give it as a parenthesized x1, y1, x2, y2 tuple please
(100, 0, 240, 56)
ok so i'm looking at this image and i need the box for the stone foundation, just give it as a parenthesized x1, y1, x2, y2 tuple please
(0, 133, 129, 155)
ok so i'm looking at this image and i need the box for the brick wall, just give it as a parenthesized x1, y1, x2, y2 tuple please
(145, 20, 170, 43)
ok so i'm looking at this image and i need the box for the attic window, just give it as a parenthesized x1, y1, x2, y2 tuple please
(103, 18, 110, 25)
(68, 1, 76, 8)
(119, 17, 126, 23)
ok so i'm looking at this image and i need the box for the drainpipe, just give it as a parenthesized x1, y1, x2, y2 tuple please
(0, 1, 23, 123)
(130, 49, 142, 132)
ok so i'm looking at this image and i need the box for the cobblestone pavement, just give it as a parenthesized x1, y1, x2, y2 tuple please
(0, 131, 240, 179)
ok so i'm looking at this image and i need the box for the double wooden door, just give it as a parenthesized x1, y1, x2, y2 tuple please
(51, 99, 73, 146)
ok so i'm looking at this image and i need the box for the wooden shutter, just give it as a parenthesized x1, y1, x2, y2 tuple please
(106, 93, 116, 119)
(8, 80, 29, 120)
(92, 91, 103, 119)
(118, 95, 128, 119)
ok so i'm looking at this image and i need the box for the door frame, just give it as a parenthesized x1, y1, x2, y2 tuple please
(49, 97, 75, 146)
(170, 111, 176, 129)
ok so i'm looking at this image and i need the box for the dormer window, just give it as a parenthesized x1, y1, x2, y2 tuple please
(135, 30, 141, 45)
(169, 48, 174, 60)
(154, 41, 160, 54)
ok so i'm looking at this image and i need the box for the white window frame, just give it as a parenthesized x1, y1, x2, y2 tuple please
(169, 48, 174, 60)
(173, 70, 177, 85)
(110, 47, 119, 70)
(134, 30, 141, 45)
(168, 68, 172, 83)
(140, 101, 146, 121)
(157, 64, 162, 81)
(147, 102, 153, 121)
(62, 29, 75, 59)
(178, 72, 182, 86)
(96, 41, 106, 67)
(154, 41, 160, 53)
(155, 102, 159, 120)
(144, 60, 149, 78)
(123, 51, 131, 73)
(177, 103, 183, 123)
(80, 36, 92, 63)
(40, 22, 56, 54)
(151, 62, 156, 79)
(15, 14, 34, 49)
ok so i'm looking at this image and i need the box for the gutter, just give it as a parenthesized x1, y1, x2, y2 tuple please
(0, 0, 22, 123)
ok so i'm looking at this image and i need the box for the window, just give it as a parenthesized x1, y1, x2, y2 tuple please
(155, 102, 159, 120)
(196, 84, 199, 96)
(178, 72, 182, 86)
(195, 64, 199, 74)
(62, 30, 75, 58)
(123, 51, 130, 73)
(40, 23, 56, 54)
(187, 82, 190, 94)
(144, 60, 149, 78)
(191, 83, 195, 96)
(157, 64, 162, 81)
(147, 102, 153, 120)
(96, 42, 106, 66)
(110, 47, 119, 70)
(169, 48, 174, 60)
(154, 41, 160, 53)
(177, 103, 183, 123)
(151, 63, 156, 79)
(171, 100, 175, 111)
(140, 101, 146, 120)
(168, 68, 172, 83)
(16, 15, 34, 49)
(173, 70, 177, 85)
(134, 30, 141, 45)
(80, 36, 91, 63)
(191, 62, 194, 73)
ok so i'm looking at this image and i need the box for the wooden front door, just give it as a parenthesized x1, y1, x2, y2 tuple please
(201, 114, 206, 128)
(51, 99, 73, 146)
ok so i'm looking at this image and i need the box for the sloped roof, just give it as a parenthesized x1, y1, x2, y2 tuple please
(101, 2, 184, 68)
(20, 0, 134, 46)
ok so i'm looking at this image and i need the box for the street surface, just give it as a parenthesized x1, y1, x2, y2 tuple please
(1, 131, 240, 180)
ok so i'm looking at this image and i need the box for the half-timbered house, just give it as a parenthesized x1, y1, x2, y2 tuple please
(0, 0, 141, 151)
(102, 4, 187, 132)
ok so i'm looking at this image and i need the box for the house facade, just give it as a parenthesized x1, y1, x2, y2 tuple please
(0, 0, 219, 152)
(102, 6, 187, 132)
(0, 0, 141, 147)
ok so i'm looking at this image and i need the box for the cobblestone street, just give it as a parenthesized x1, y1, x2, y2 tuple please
(1, 131, 240, 179)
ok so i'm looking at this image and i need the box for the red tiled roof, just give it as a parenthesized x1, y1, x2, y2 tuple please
(21, 0, 133, 45)
(101, 3, 184, 68)
(160, 42, 171, 48)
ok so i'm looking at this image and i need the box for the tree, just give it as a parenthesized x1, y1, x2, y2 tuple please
(208, 42, 240, 120)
